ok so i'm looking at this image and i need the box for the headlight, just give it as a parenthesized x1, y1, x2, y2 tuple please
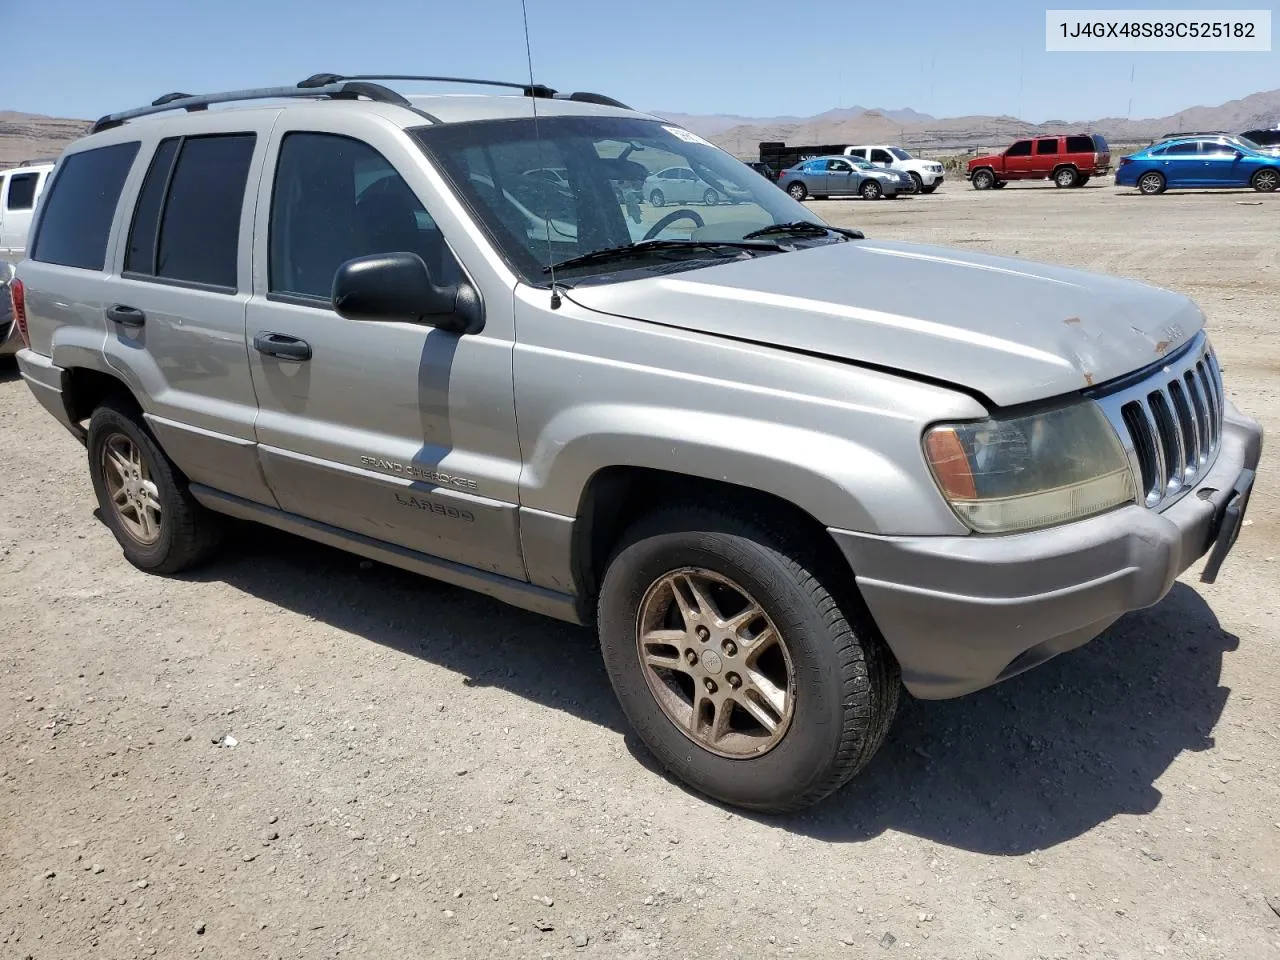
(923, 402, 1135, 533)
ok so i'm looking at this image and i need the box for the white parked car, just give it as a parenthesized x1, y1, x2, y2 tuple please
(843, 145, 944, 194)
(0, 159, 55, 355)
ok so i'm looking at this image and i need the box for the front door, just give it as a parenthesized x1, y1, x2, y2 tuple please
(1003, 140, 1033, 178)
(1199, 140, 1245, 185)
(245, 122, 526, 580)
(825, 158, 858, 195)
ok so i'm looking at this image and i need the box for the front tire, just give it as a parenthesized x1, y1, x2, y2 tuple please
(1251, 167, 1279, 192)
(971, 168, 995, 190)
(598, 507, 900, 812)
(860, 179, 883, 201)
(786, 181, 807, 201)
(87, 399, 223, 574)
(1138, 171, 1166, 195)
(908, 172, 924, 193)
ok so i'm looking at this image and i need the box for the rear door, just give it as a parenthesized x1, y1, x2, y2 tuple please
(1157, 141, 1204, 186)
(245, 113, 525, 579)
(102, 113, 277, 506)
(1032, 138, 1059, 177)
(1003, 140, 1033, 178)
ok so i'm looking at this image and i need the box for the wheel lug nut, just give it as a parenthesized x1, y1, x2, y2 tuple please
(722, 640, 737, 657)
(695, 626, 710, 642)
(703, 678, 717, 694)
(685, 649, 698, 665)
(726, 672, 741, 689)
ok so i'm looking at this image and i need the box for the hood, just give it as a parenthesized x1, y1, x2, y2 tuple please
(563, 240, 1204, 407)
(968, 154, 1000, 168)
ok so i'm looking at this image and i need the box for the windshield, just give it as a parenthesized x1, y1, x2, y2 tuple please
(889, 147, 912, 160)
(412, 116, 829, 284)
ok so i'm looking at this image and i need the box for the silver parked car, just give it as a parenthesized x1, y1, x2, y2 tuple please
(643, 165, 745, 206)
(14, 75, 1262, 813)
(778, 155, 912, 201)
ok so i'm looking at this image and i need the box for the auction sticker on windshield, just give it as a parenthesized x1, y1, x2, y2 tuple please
(663, 125, 713, 146)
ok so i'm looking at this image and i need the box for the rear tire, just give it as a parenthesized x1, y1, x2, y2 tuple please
(971, 168, 995, 190)
(786, 181, 807, 201)
(649, 189, 665, 208)
(1251, 167, 1279, 192)
(1053, 166, 1079, 188)
(860, 179, 883, 201)
(87, 399, 224, 574)
(702, 188, 718, 206)
(1138, 171, 1166, 195)
(597, 506, 900, 813)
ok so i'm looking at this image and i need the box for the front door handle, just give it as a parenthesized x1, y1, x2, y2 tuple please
(253, 331, 312, 362)
(106, 304, 145, 327)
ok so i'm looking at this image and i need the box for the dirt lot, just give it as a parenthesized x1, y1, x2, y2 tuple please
(2, 180, 1278, 960)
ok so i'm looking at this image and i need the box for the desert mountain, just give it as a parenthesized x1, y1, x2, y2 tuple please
(2, 89, 1277, 168)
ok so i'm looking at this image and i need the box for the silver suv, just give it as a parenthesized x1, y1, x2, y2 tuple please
(12, 75, 1263, 812)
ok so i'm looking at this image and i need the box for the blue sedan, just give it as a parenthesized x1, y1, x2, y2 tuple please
(1116, 135, 1280, 194)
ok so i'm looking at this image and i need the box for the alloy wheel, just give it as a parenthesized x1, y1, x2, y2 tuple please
(101, 433, 162, 545)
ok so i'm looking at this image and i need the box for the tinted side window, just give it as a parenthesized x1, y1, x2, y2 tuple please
(5, 172, 39, 210)
(1006, 140, 1032, 157)
(124, 138, 180, 275)
(1165, 142, 1200, 156)
(269, 131, 462, 301)
(870, 149, 893, 164)
(1091, 134, 1110, 152)
(155, 135, 255, 289)
(1066, 135, 1095, 153)
(1035, 139, 1059, 155)
(31, 142, 140, 270)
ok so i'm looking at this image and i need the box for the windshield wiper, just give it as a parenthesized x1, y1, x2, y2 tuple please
(544, 239, 785, 274)
(741, 221, 864, 241)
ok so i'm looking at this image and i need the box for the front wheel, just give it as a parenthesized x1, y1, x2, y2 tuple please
(87, 399, 224, 574)
(860, 179, 883, 201)
(1138, 171, 1166, 195)
(786, 181, 807, 201)
(971, 168, 995, 190)
(1252, 168, 1279, 192)
(598, 507, 900, 812)
(908, 172, 924, 193)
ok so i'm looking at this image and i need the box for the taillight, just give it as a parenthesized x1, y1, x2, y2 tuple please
(10, 277, 29, 349)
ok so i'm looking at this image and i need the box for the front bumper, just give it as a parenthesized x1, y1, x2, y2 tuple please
(830, 403, 1263, 700)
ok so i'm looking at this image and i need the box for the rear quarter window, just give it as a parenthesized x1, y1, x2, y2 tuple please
(31, 142, 140, 270)
(1065, 136, 1095, 153)
(1091, 134, 1109, 152)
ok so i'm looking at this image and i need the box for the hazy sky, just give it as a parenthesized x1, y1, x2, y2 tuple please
(5, 0, 1278, 122)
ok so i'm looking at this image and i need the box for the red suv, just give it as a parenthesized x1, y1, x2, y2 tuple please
(967, 134, 1110, 190)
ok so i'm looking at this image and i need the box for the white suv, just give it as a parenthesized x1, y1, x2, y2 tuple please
(843, 145, 944, 194)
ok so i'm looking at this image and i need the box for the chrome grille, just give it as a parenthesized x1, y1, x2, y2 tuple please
(1095, 334, 1225, 511)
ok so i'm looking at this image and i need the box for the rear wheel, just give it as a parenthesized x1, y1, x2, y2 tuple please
(649, 189, 665, 208)
(860, 179, 883, 201)
(702, 188, 718, 206)
(1138, 171, 1166, 195)
(598, 507, 900, 812)
(1053, 166, 1079, 188)
(786, 181, 807, 201)
(1251, 168, 1279, 192)
(971, 168, 995, 190)
(87, 399, 223, 574)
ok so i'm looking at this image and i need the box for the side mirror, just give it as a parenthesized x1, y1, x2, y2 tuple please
(332, 253, 483, 334)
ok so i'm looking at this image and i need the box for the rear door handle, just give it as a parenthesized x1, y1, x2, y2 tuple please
(253, 331, 312, 362)
(106, 304, 145, 328)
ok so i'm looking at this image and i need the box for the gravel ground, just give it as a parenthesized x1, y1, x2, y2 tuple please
(1, 180, 1278, 960)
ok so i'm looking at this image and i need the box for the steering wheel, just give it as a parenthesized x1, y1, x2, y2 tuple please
(643, 208, 705, 241)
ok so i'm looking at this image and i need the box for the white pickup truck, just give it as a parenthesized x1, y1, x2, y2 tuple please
(843, 145, 944, 194)
(0, 159, 54, 354)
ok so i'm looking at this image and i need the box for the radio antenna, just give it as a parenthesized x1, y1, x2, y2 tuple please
(520, 0, 562, 309)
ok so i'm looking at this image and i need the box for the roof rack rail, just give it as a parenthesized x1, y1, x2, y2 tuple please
(90, 80, 411, 134)
(15, 158, 58, 167)
(298, 73, 632, 110)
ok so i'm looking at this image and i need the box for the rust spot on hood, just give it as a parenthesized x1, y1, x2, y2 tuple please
(1083, 372, 1095, 385)
(1154, 340, 1171, 355)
